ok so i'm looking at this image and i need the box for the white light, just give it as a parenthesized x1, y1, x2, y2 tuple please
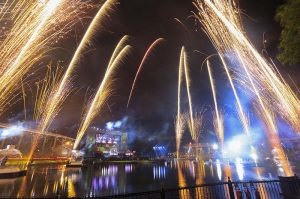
(229, 140, 241, 151)
(250, 152, 258, 161)
(212, 143, 219, 150)
(235, 158, 244, 180)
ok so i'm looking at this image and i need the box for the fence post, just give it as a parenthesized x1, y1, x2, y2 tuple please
(160, 183, 165, 199)
(228, 177, 235, 199)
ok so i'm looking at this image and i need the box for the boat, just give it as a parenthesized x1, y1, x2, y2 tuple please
(66, 159, 83, 167)
(0, 145, 22, 158)
(0, 154, 27, 179)
(66, 150, 84, 168)
(0, 166, 27, 178)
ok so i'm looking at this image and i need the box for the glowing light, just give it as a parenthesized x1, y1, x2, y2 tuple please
(216, 159, 222, 181)
(212, 143, 219, 150)
(235, 158, 244, 180)
(250, 146, 258, 163)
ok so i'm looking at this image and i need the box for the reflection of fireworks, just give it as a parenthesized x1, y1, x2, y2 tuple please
(0, 0, 92, 115)
(74, 44, 131, 149)
(207, 60, 224, 146)
(127, 38, 165, 107)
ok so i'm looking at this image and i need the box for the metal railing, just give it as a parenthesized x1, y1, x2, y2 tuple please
(97, 175, 300, 199)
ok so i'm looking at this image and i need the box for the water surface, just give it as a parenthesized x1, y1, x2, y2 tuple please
(0, 160, 299, 198)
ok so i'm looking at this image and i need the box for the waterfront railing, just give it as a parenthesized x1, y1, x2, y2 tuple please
(95, 175, 300, 199)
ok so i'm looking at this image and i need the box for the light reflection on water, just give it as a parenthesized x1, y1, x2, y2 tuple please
(153, 165, 166, 179)
(0, 160, 299, 198)
(216, 159, 222, 180)
(235, 158, 244, 180)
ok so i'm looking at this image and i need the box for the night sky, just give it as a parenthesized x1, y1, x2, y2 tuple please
(3, 0, 300, 152)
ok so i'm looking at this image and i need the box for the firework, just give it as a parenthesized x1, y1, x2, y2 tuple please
(194, 0, 298, 176)
(189, 110, 205, 143)
(175, 47, 185, 157)
(207, 60, 224, 146)
(24, 0, 113, 162)
(219, 55, 250, 135)
(194, 0, 300, 133)
(27, 64, 70, 164)
(183, 49, 195, 137)
(33, 0, 115, 148)
(127, 38, 165, 107)
(33, 64, 64, 121)
(175, 113, 188, 158)
(74, 44, 131, 149)
(255, 101, 293, 176)
(0, 0, 93, 115)
(107, 35, 130, 70)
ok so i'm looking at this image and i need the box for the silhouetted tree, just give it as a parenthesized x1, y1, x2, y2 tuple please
(276, 0, 300, 65)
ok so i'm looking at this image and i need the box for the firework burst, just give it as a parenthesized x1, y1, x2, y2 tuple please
(0, 0, 93, 115)
(194, 0, 300, 134)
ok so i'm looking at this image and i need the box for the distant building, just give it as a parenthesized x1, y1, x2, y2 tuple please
(85, 127, 128, 157)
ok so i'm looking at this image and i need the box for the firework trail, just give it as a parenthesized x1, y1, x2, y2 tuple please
(35, 0, 115, 141)
(255, 102, 293, 176)
(74, 45, 131, 149)
(107, 35, 130, 70)
(194, 0, 295, 175)
(21, 78, 27, 120)
(33, 64, 64, 121)
(0, 0, 92, 115)
(207, 60, 224, 146)
(175, 113, 187, 158)
(127, 38, 165, 108)
(183, 49, 196, 139)
(27, 64, 70, 164)
(219, 55, 250, 135)
(24, 0, 110, 162)
(194, 0, 300, 133)
(175, 47, 185, 157)
(176, 47, 203, 152)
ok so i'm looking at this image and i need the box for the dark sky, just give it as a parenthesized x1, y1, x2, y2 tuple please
(4, 0, 300, 152)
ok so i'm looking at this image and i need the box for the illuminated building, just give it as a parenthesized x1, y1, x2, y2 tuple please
(85, 127, 128, 157)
